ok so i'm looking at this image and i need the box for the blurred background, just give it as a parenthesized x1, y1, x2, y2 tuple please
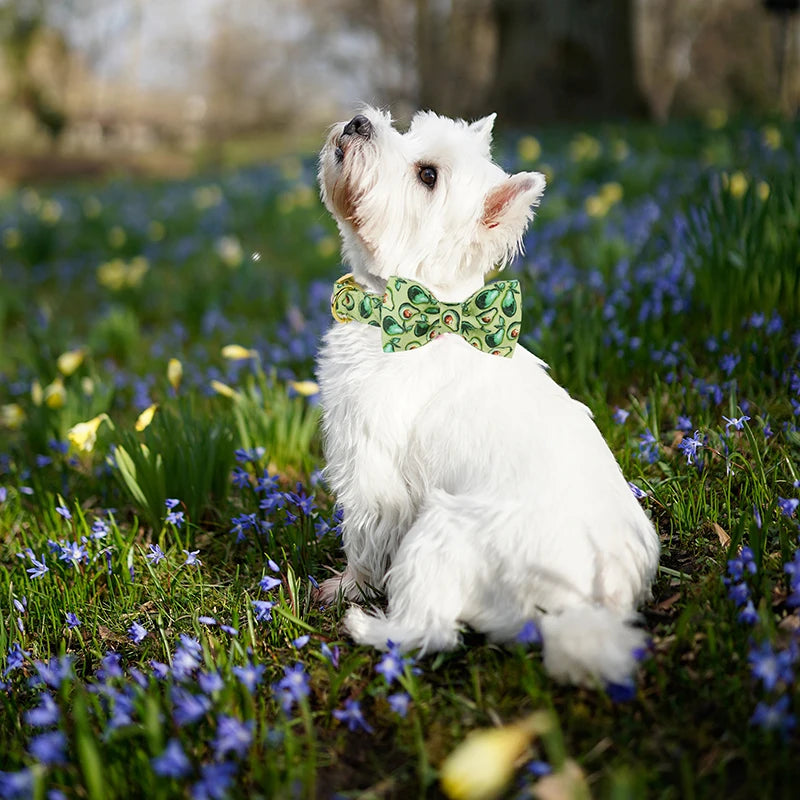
(0, 0, 797, 185)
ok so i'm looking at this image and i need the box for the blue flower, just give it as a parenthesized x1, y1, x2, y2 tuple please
(678, 431, 703, 465)
(628, 482, 648, 500)
(252, 600, 275, 622)
(146, 544, 166, 565)
(213, 715, 253, 759)
(750, 695, 796, 735)
(198, 670, 224, 695)
(748, 641, 794, 690)
(723, 415, 750, 432)
(638, 429, 659, 464)
(24, 692, 60, 727)
(387, 692, 410, 717)
(55, 505, 72, 521)
(171, 687, 212, 726)
(28, 730, 67, 764)
(231, 467, 251, 489)
(606, 680, 637, 703)
(33, 656, 73, 689)
(612, 407, 630, 424)
(292, 635, 310, 649)
(320, 642, 340, 668)
(527, 760, 553, 777)
(778, 498, 799, 518)
(128, 620, 148, 644)
(333, 698, 374, 733)
(152, 739, 192, 778)
(0, 769, 33, 799)
(232, 663, 265, 694)
(728, 582, 750, 607)
(272, 662, 310, 714)
(168, 511, 186, 528)
(259, 575, 281, 592)
(182, 549, 201, 566)
(191, 762, 237, 800)
(375, 641, 413, 686)
(26, 553, 49, 579)
(515, 620, 542, 646)
(165, 498, 181, 510)
(738, 600, 759, 625)
(4, 642, 30, 676)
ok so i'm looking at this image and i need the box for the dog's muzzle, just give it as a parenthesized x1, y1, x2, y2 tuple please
(335, 115, 373, 162)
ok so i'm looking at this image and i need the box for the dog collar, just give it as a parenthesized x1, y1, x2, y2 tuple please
(331, 273, 522, 357)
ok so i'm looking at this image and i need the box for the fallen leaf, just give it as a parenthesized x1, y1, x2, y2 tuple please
(712, 522, 730, 547)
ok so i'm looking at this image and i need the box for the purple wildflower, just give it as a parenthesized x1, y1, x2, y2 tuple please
(128, 620, 148, 644)
(387, 692, 410, 717)
(333, 698, 374, 733)
(213, 715, 253, 759)
(152, 739, 192, 778)
(28, 730, 67, 764)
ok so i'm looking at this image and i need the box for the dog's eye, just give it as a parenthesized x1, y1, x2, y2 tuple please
(418, 166, 437, 188)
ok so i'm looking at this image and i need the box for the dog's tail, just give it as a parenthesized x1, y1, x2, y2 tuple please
(538, 605, 648, 687)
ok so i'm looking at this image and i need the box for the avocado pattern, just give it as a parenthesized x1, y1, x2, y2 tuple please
(331, 273, 522, 357)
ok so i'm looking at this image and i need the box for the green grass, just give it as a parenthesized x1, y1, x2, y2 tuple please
(0, 115, 799, 799)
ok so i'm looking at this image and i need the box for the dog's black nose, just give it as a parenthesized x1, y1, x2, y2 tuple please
(342, 115, 372, 139)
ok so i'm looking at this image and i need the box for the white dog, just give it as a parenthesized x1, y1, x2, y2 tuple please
(315, 107, 660, 686)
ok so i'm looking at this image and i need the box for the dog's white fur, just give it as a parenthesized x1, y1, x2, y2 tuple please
(315, 107, 660, 686)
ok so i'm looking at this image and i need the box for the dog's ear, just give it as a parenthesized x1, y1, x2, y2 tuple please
(482, 172, 546, 232)
(469, 114, 496, 153)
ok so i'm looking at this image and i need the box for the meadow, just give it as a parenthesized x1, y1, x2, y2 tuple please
(0, 112, 799, 799)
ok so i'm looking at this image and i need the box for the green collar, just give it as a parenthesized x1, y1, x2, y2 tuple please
(331, 274, 522, 357)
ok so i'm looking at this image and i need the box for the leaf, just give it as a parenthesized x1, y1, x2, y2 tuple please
(712, 522, 730, 548)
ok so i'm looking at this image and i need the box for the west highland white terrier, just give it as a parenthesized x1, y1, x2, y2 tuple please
(315, 107, 660, 686)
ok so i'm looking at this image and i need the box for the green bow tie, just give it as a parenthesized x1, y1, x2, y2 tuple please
(331, 274, 522, 357)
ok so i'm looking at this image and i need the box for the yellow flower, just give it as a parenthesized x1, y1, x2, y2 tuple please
(57, 348, 86, 376)
(569, 133, 601, 162)
(97, 259, 127, 291)
(108, 226, 127, 248)
(612, 139, 629, 161)
(599, 181, 623, 205)
(126, 256, 149, 287)
(757, 181, 770, 201)
(31, 380, 43, 406)
(317, 236, 338, 259)
(44, 377, 66, 409)
(288, 380, 319, 397)
(517, 135, 541, 163)
(440, 713, 554, 800)
(215, 236, 243, 269)
(728, 171, 748, 199)
(210, 380, 238, 398)
(221, 344, 258, 360)
(705, 108, 727, 130)
(193, 184, 222, 210)
(68, 413, 109, 452)
(81, 377, 95, 396)
(762, 125, 782, 151)
(584, 194, 609, 218)
(135, 404, 158, 432)
(532, 760, 590, 800)
(3, 228, 21, 249)
(294, 184, 316, 209)
(167, 358, 183, 391)
(1, 403, 25, 430)
(40, 199, 62, 225)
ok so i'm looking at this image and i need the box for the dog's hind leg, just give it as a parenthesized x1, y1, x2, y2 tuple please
(343, 490, 487, 653)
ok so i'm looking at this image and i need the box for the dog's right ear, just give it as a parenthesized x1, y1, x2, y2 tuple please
(482, 172, 546, 232)
(469, 113, 497, 154)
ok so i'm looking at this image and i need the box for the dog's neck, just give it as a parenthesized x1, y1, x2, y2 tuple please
(352, 268, 488, 304)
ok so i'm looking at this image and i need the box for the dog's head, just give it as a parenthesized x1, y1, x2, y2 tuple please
(319, 107, 545, 297)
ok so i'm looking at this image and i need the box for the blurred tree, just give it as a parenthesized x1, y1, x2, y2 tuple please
(487, 0, 647, 124)
(0, 0, 68, 144)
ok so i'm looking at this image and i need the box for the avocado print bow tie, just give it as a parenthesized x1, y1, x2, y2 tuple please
(331, 273, 522, 357)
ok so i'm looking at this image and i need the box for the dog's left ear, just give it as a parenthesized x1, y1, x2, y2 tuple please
(482, 172, 546, 233)
(469, 114, 496, 154)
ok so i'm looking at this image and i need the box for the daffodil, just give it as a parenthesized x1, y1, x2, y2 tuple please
(728, 171, 748, 199)
(216, 235, 243, 268)
(221, 344, 257, 360)
(135, 404, 158, 432)
(31, 380, 43, 406)
(44, 377, 66, 409)
(68, 413, 109, 452)
(57, 348, 86, 376)
(1, 403, 25, 430)
(761, 125, 781, 151)
(288, 380, 319, 397)
(210, 380, 238, 398)
(757, 181, 770, 201)
(167, 358, 183, 391)
(440, 712, 554, 800)
(518, 135, 541, 163)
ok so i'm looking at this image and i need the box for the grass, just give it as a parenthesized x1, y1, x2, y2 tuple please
(1, 114, 799, 799)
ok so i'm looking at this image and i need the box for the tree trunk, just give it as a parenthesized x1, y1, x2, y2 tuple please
(488, 0, 648, 124)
